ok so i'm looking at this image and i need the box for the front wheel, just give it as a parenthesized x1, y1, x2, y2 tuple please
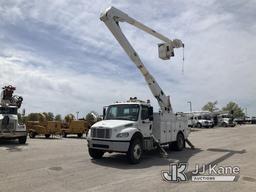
(77, 133, 83, 138)
(127, 138, 143, 164)
(88, 148, 104, 159)
(62, 131, 67, 138)
(45, 134, 50, 138)
(173, 133, 185, 151)
(197, 123, 202, 128)
(18, 136, 27, 144)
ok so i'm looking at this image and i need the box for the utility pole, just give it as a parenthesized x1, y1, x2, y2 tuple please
(187, 101, 192, 112)
(76, 111, 79, 120)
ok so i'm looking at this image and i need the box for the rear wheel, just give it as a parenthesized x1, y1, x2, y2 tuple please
(222, 122, 228, 127)
(127, 138, 143, 164)
(197, 123, 202, 128)
(45, 134, 50, 138)
(173, 133, 185, 151)
(62, 131, 67, 138)
(18, 136, 27, 144)
(29, 131, 36, 138)
(88, 148, 104, 159)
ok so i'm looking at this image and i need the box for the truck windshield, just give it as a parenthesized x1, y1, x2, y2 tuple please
(0, 107, 18, 115)
(106, 104, 140, 121)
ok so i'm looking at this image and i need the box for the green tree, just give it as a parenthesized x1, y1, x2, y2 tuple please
(222, 102, 245, 118)
(64, 114, 75, 123)
(47, 112, 54, 121)
(27, 113, 40, 121)
(202, 101, 218, 112)
(55, 114, 62, 121)
(42, 112, 54, 121)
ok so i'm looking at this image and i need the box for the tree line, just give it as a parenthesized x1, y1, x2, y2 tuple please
(18, 112, 101, 126)
(202, 101, 245, 118)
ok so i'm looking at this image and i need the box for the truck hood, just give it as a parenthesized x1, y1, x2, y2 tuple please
(92, 120, 135, 129)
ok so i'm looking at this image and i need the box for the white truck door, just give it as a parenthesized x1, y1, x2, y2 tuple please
(139, 105, 153, 138)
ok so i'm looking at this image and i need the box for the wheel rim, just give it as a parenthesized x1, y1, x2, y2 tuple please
(133, 144, 141, 160)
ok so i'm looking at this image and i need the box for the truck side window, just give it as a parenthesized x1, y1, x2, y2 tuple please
(141, 106, 149, 120)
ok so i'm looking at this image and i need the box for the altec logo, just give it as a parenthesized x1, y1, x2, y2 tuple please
(162, 163, 240, 182)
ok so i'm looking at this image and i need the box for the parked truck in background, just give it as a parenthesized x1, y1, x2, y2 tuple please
(61, 120, 89, 138)
(87, 7, 192, 164)
(27, 116, 61, 138)
(0, 85, 27, 144)
(187, 111, 214, 128)
(217, 113, 235, 127)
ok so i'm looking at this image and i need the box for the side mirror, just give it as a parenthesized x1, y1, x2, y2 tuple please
(149, 106, 153, 121)
(103, 107, 107, 119)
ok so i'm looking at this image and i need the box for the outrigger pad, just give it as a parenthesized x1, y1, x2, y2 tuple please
(185, 139, 195, 149)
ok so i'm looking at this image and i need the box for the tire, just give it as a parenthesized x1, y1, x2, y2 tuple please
(45, 134, 50, 138)
(127, 138, 143, 164)
(62, 131, 67, 138)
(197, 123, 202, 128)
(88, 148, 104, 159)
(77, 133, 83, 138)
(173, 133, 185, 151)
(29, 132, 36, 138)
(18, 136, 27, 144)
(222, 122, 227, 127)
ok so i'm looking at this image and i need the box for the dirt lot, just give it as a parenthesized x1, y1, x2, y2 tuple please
(0, 125, 255, 192)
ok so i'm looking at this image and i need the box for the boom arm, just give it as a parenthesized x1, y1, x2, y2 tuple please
(100, 7, 183, 112)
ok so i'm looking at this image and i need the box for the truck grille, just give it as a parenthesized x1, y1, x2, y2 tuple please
(91, 127, 111, 138)
(0, 122, 16, 132)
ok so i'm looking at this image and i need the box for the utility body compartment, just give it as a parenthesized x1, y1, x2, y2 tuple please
(152, 112, 189, 144)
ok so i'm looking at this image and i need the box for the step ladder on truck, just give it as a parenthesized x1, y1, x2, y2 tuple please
(86, 7, 194, 164)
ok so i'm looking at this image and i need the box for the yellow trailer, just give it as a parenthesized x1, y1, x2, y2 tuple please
(27, 121, 61, 138)
(61, 120, 89, 138)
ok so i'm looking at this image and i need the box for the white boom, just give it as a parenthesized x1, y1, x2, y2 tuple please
(100, 6, 184, 113)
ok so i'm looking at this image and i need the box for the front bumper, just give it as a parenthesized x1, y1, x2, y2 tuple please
(87, 138, 130, 152)
(0, 131, 27, 139)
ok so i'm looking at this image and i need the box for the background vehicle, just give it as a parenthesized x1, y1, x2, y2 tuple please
(0, 85, 27, 144)
(218, 113, 235, 127)
(87, 7, 192, 164)
(188, 111, 214, 128)
(27, 116, 61, 138)
(61, 120, 89, 138)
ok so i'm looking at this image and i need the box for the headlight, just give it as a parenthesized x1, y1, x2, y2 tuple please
(116, 132, 129, 138)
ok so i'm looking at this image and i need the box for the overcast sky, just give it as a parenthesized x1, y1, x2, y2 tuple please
(0, 0, 255, 117)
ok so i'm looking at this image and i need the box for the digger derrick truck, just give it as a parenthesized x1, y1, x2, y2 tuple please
(87, 7, 191, 163)
(0, 85, 27, 144)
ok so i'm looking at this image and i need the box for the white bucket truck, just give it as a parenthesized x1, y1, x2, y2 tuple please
(0, 85, 27, 144)
(87, 7, 192, 163)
